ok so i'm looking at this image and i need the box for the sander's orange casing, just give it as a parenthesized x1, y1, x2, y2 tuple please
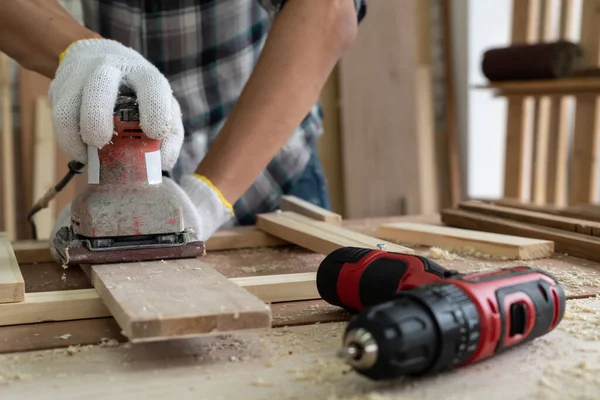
(53, 88, 205, 265)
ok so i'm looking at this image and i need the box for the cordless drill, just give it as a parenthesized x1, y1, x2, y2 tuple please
(336, 266, 565, 380)
(315, 247, 566, 380)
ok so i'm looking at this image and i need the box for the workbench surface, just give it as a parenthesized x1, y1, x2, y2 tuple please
(1, 214, 599, 399)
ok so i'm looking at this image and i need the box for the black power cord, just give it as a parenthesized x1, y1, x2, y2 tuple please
(26, 160, 85, 240)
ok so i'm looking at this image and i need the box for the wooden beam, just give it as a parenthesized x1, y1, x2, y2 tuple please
(0, 233, 24, 303)
(12, 226, 289, 265)
(279, 195, 342, 225)
(256, 211, 414, 255)
(377, 221, 553, 260)
(0, 272, 321, 327)
(441, 208, 600, 262)
(458, 201, 600, 236)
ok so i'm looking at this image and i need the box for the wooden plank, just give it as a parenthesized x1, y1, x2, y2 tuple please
(503, 0, 540, 200)
(0, 272, 321, 327)
(87, 259, 272, 342)
(0, 54, 16, 240)
(459, 201, 600, 236)
(441, 208, 600, 262)
(377, 221, 553, 260)
(492, 198, 600, 222)
(279, 195, 342, 225)
(12, 226, 289, 265)
(504, 95, 533, 199)
(338, 0, 422, 217)
(440, 0, 462, 207)
(546, 0, 574, 206)
(568, 0, 600, 205)
(0, 289, 111, 326)
(529, 0, 554, 205)
(256, 211, 414, 255)
(18, 68, 52, 239)
(0, 233, 24, 303)
(32, 97, 56, 240)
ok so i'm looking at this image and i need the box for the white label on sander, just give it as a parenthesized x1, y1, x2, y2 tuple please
(87, 146, 100, 184)
(145, 150, 162, 184)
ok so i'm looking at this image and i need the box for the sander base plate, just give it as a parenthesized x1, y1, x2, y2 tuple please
(53, 226, 206, 265)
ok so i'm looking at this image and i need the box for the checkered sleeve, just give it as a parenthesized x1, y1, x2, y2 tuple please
(257, 0, 367, 23)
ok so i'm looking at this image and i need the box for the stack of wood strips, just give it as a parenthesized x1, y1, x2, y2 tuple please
(440, 199, 600, 262)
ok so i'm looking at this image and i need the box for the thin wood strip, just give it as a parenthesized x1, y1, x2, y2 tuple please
(546, 0, 575, 206)
(0, 233, 24, 303)
(529, 0, 554, 205)
(279, 195, 342, 225)
(12, 226, 289, 265)
(0, 54, 16, 240)
(441, 208, 600, 262)
(32, 97, 56, 240)
(256, 211, 414, 255)
(377, 221, 554, 260)
(0, 272, 321, 327)
(459, 201, 600, 236)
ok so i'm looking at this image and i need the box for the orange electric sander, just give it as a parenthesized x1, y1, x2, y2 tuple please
(28, 86, 205, 265)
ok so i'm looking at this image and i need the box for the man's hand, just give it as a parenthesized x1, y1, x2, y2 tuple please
(50, 39, 184, 170)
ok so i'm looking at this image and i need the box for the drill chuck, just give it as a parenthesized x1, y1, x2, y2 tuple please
(338, 282, 480, 380)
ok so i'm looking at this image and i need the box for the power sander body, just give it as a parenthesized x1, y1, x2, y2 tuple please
(53, 87, 205, 265)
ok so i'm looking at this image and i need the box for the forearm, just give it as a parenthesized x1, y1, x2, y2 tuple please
(195, 0, 358, 203)
(0, 0, 100, 78)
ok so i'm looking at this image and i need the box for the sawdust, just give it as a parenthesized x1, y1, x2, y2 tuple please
(559, 297, 600, 340)
(424, 246, 508, 261)
(250, 377, 276, 387)
(55, 334, 72, 340)
(537, 361, 600, 399)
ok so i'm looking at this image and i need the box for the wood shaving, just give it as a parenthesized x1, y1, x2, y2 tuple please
(55, 334, 71, 340)
(251, 377, 276, 387)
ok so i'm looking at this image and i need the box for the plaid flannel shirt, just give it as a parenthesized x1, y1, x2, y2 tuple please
(81, 0, 366, 225)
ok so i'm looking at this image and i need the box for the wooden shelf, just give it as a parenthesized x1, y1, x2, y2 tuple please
(473, 77, 600, 96)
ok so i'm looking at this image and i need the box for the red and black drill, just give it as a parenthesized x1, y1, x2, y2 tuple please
(316, 247, 566, 380)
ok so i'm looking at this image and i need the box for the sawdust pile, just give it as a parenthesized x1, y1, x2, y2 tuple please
(558, 297, 600, 341)
(537, 361, 600, 400)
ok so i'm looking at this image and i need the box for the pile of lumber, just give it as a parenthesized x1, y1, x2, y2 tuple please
(438, 199, 600, 262)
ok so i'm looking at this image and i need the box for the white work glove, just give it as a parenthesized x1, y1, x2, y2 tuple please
(49, 38, 184, 169)
(49, 175, 234, 263)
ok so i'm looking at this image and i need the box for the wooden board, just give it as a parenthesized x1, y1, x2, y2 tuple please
(338, 0, 423, 217)
(86, 259, 272, 342)
(458, 201, 600, 236)
(256, 211, 414, 255)
(0, 233, 24, 303)
(279, 195, 342, 225)
(441, 208, 600, 262)
(0, 272, 320, 327)
(377, 221, 554, 260)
